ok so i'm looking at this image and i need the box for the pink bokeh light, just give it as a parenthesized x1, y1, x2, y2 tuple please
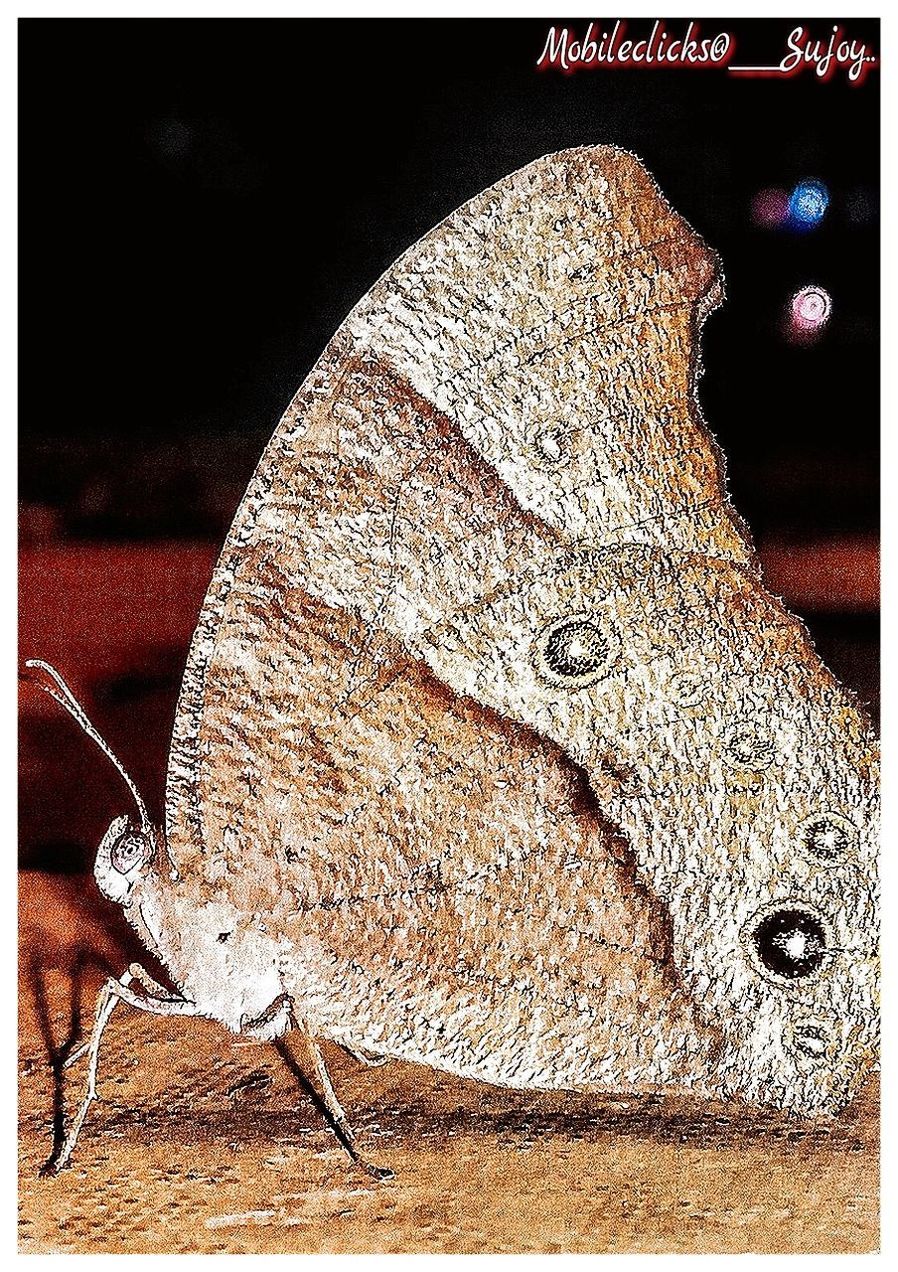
(787, 285, 832, 343)
(752, 187, 789, 228)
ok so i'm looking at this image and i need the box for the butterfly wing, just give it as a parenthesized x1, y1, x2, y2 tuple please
(166, 146, 877, 1113)
(182, 564, 721, 1092)
(345, 145, 751, 564)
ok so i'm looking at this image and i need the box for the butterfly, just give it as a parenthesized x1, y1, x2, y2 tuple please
(26, 145, 879, 1179)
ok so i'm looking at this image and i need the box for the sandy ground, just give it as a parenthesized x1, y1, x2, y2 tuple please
(19, 872, 879, 1254)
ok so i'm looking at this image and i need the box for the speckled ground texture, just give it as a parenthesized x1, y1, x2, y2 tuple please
(19, 875, 878, 1254)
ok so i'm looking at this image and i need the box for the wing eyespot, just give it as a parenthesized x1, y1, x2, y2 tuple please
(667, 670, 705, 709)
(747, 904, 830, 984)
(722, 722, 776, 772)
(532, 425, 569, 466)
(792, 1022, 829, 1059)
(797, 811, 858, 864)
(535, 615, 617, 688)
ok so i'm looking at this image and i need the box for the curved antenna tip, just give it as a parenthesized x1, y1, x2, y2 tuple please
(22, 659, 151, 832)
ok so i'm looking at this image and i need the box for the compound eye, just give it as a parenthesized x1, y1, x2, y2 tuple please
(111, 832, 151, 876)
(753, 908, 827, 980)
(536, 616, 616, 688)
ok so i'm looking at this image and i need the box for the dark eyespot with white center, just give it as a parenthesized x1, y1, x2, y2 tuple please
(722, 722, 776, 772)
(536, 616, 615, 688)
(798, 811, 857, 863)
(753, 908, 827, 981)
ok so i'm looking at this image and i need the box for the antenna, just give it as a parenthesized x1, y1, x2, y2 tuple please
(23, 660, 151, 831)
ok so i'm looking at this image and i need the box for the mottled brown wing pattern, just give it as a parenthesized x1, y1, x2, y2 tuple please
(189, 574, 720, 1091)
(165, 145, 877, 1112)
(347, 147, 750, 563)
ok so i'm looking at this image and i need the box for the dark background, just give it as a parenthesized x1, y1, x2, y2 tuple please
(19, 17, 880, 870)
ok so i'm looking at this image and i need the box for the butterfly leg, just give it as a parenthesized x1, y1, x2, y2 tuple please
(273, 1030, 393, 1181)
(127, 962, 182, 1000)
(49, 965, 197, 1174)
(63, 963, 180, 1069)
(306, 1036, 393, 1179)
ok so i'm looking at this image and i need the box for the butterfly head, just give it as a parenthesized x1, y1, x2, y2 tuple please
(94, 813, 161, 904)
(23, 660, 166, 909)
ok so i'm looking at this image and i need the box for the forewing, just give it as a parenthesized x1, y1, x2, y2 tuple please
(346, 145, 751, 563)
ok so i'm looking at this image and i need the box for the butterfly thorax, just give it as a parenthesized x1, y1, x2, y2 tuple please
(118, 854, 294, 1038)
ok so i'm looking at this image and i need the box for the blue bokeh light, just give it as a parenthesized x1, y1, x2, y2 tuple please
(787, 180, 830, 230)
